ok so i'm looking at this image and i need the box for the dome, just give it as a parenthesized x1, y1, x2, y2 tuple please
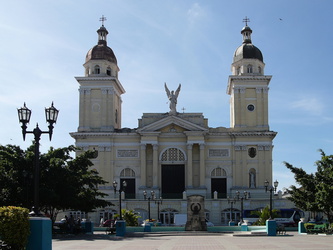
(85, 25, 118, 64)
(233, 25, 263, 63)
(85, 45, 117, 64)
(233, 43, 263, 63)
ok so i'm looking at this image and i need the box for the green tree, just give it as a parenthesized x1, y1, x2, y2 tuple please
(284, 150, 333, 223)
(0, 145, 34, 208)
(0, 144, 113, 223)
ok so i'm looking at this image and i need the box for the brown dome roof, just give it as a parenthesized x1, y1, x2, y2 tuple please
(85, 25, 117, 64)
(85, 44, 117, 64)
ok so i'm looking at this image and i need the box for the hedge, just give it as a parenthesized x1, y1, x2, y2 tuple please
(0, 206, 30, 250)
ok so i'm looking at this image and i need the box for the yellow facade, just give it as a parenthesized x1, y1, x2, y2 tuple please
(69, 23, 293, 226)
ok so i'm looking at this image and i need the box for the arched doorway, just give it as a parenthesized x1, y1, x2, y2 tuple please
(161, 148, 186, 199)
(120, 168, 136, 199)
(211, 167, 227, 198)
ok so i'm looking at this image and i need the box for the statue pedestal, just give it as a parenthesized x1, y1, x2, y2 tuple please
(185, 195, 207, 231)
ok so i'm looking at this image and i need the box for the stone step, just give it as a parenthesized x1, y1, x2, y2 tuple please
(232, 231, 267, 237)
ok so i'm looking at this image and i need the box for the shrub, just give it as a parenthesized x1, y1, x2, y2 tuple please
(304, 223, 316, 232)
(115, 209, 141, 226)
(251, 206, 279, 226)
(0, 206, 30, 250)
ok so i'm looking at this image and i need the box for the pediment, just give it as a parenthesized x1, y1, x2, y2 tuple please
(137, 115, 208, 133)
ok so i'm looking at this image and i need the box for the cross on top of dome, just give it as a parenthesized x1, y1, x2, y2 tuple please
(243, 16, 250, 26)
(99, 15, 107, 26)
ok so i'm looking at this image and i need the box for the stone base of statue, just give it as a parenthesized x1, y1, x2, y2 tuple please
(185, 195, 207, 231)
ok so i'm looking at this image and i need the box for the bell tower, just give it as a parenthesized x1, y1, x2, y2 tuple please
(75, 16, 125, 132)
(227, 18, 272, 131)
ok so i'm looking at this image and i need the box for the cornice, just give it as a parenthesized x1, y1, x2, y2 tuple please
(70, 131, 139, 139)
(228, 75, 272, 81)
(228, 131, 277, 138)
(75, 76, 125, 94)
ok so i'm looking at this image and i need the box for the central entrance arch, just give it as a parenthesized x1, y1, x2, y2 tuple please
(162, 164, 185, 198)
(160, 147, 186, 199)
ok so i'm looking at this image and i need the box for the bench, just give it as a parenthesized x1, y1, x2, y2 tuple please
(276, 224, 286, 235)
(105, 227, 116, 234)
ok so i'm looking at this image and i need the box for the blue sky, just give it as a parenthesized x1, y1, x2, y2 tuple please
(0, 0, 332, 191)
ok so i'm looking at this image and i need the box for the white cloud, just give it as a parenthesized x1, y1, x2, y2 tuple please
(290, 97, 324, 115)
(187, 3, 205, 24)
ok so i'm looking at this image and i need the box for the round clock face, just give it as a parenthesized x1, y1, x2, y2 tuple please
(247, 104, 255, 111)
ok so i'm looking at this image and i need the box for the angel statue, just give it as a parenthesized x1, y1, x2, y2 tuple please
(164, 83, 181, 115)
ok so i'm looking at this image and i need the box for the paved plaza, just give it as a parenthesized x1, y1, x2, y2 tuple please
(52, 231, 333, 250)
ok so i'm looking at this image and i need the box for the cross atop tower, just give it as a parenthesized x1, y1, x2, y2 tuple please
(243, 16, 250, 26)
(99, 15, 107, 26)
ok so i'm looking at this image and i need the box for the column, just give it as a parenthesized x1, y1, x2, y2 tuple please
(101, 88, 108, 128)
(85, 89, 91, 128)
(153, 144, 158, 187)
(140, 144, 147, 187)
(187, 143, 193, 188)
(239, 87, 246, 127)
(263, 87, 269, 127)
(256, 87, 263, 126)
(78, 88, 85, 130)
(199, 143, 205, 187)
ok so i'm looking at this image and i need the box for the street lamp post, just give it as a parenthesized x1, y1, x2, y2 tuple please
(155, 197, 163, 222)
(113, 180, 127, 220)
(143, 190, 155, 221)
(227, 195, 237, 223)
(236, 191, 248, 223)
(264, 179, 279, 219)
(17, 102, 59, 216)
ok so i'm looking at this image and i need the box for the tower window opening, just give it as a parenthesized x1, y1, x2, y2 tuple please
(258, 66, 262, 74)
(94, 65, 100, 74)
(237, 67, 241, 75)
(107, 67, 111, 76)
(247, 65, 253, 73)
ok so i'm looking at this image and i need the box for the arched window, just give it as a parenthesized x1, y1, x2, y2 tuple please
(120, 168, 135, 177)
(160, 208, 179, 225)
(258, 66, 262, 74)
(221, 208, 240, 225)
(107, 67, 112, 76)
(249, 168, 256, 188)
(161, 148, 185, 162)
(211, 167, 226, 177)
(247, 65, 253, 73)
(94, 65, 100, 74)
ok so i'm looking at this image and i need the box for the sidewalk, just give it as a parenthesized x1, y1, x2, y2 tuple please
(52, 231, 333, 250)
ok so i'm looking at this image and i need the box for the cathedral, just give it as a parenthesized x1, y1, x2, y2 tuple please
(70, 19, 288, 225)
